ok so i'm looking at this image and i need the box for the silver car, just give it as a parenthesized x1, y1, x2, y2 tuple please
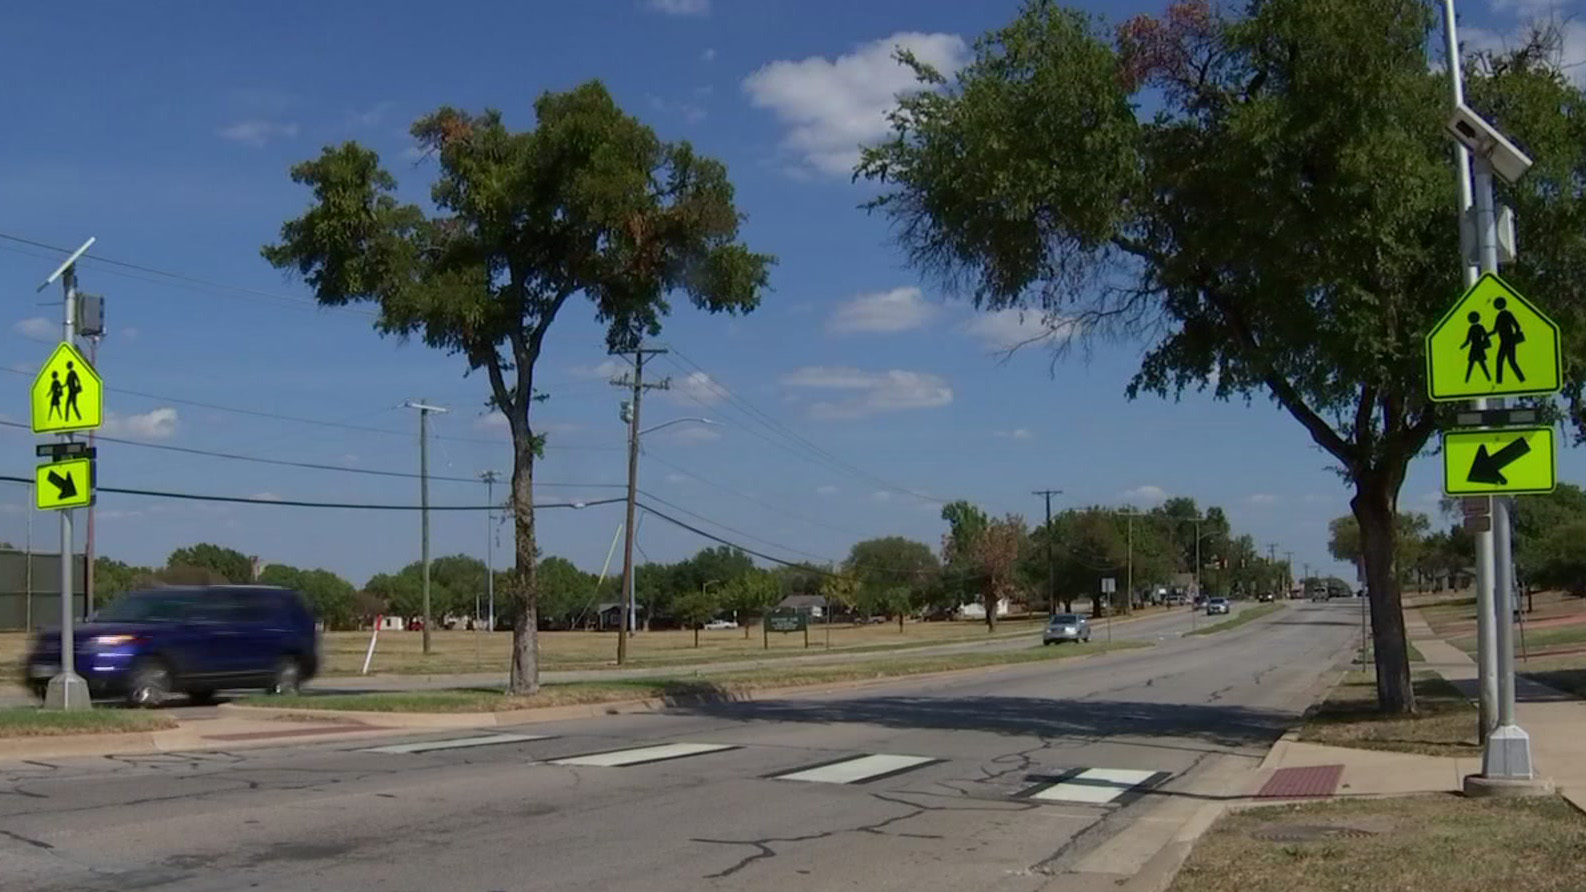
(1205, 597, 1231, 616)
(1043, 613, 1091, 644)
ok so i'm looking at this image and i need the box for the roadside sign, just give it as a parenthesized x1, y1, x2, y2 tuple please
(1101, 578, 1116, 594)
(30, 341, 102, 434)
(1442, 427, 1556, 496)
(766, 612, 807, 633)
(1426, 273, 1560, 402)
(35, 457, 93, 511)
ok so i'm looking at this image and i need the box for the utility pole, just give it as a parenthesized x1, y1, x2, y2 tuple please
(1267, 543, 1279, 596)
(1033, 489, 1062, 615)
(612, 346, 669, 665)
(404, 401, 447, 655)
(481, 470, 499, 632)
(1284, 550, 1294, 595)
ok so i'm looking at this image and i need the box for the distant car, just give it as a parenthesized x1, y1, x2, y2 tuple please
(702, 619, 738, 630)
(1205, 597, 1231, 616)
(1192, 594, 1208, 608)
(1257, 592, 1274, 603)
(1043, 613, 1091, 645)
(25, 585, 319, 707)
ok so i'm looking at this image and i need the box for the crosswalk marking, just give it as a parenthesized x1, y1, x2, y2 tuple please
(772, 754, 941, 785)
(1023, 768, 1169, 806)
(361, 733, 549, 754)
(550, 742, 738, 767)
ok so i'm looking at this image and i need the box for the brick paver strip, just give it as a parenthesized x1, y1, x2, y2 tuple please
(203, 724, 385, 742)
(1256, 764, 1343, 798)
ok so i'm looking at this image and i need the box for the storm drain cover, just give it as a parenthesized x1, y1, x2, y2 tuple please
(1250, 823, 1377, 842)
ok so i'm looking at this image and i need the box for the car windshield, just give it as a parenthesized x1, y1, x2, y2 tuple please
(1050, 615, 1080, 624)
(92, 590, 199, 623)
(1209, 599, 1228, 605)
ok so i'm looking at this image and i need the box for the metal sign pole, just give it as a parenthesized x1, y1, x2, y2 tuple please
(46, 260, 88, 710)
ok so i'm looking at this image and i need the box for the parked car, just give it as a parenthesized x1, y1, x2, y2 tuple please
(1257, 592, 1275, 603)
(702, 619, 738, 630)
(1205, 597, 1231, 616)
(24, 585, 320, 707)
(1043, 613, 1091, 645)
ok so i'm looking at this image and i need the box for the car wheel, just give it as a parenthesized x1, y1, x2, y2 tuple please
(127, 658, 173, 708)
(29, 682, 47, 701)
(267, 655, 304, 696)
(187, 689, 220, 706)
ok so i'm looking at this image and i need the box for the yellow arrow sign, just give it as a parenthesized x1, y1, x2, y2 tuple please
(1442, 427, 1556, 496)
(35, 457, 94, 511)
(30, 342, 103, 434)
(1426, 274, 1561, 402)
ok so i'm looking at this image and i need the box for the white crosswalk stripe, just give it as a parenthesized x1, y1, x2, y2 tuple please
(550, 742, 738, 767)
(361, 733, 550, 754)
(1024, 768, 1167, 806)
(772, 754, 941, 785)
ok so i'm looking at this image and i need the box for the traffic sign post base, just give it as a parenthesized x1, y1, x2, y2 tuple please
(1480, 723, 1536, 782)
(43, 671, 91, 711)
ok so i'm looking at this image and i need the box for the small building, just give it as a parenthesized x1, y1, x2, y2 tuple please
(958, 597, 1012, 620)
(596, 602, 647, 631)
(776, 594, 827, 619)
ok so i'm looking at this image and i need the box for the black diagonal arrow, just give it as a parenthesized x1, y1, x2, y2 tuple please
(46, 469, 77, 501)
(1467, 437, 1532, 486)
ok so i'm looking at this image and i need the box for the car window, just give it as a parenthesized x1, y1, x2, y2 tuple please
(231, 590, 282, 624)
(94, 590, 199, 622)
(1051, 615, 1080, 624)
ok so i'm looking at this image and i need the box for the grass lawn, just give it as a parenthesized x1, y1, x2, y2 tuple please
(1355, 641, 1424, 665)
(1184, 603, 1283, 636)
(238, 640, 1152, 712)
(1169, 795, 1586, 892)
(0, 706, 176, 738)
(1297, 671, 1478, 757)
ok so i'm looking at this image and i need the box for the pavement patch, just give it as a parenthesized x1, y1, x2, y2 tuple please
(1255, 763, 1344, 798)
(1017, 767, 1171, 807)
(769, 753, 943, 784)
(360, 733, 551, 754)
(549, 742, 738, 767)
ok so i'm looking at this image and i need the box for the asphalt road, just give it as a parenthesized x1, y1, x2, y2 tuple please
(0, 601, 1359, 891)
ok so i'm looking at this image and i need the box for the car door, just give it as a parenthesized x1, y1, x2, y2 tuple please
(226, 589, 288, 682)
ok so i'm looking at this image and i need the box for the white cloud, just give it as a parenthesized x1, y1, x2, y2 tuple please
(743, 31, 968, 176)
(816, 484, 840, 496)
(702, 48, 717, 62)
(1120, 485, 1169, 506)
(1302, 494, 1332, 505)
(1463, 5, 1586, 85)
(963, 309, 1079, 352)
(647, 0, 709, 14)
(871, 490, 893, 503)
(218, 120, 300, 146)
(102, 407, 178, 440)
(571, 359, 627, 380)
(339, 453, 360, 466)
(659, 424, 722, 444)
(476, 411, 510, 431)
(780, 365, 953, 420)
(993, 428, 1033, 440)
(665, 370, 727, 406)
(1246, 493, 1279, 506)
(121, 326, 140, 342)
(827, 286, 935, 335)
(349, 101, 395, 127)
(12, 317, 53, 340)
(664, 472, 688, 484)
(250, 492, 284, 502)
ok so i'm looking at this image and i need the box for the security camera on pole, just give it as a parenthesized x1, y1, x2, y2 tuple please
(1430, 91, 1556, 791)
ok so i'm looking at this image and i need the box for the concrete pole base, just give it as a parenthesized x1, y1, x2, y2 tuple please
(1464, 774, 1554, 798)
(43, 672, 92, 711)
(1481, 723, 1535, 780)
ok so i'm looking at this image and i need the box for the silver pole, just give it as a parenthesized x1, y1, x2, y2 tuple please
(484, 472, 496, 632)
(1442, 0, 1498, 743)
(45, 263, 88, 710)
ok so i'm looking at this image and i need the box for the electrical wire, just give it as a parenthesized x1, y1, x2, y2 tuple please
(636, 487, 843, 564)
(641, 451, 870, 539)
(0, 474, 624, 511)
(0, 419, 626, 489)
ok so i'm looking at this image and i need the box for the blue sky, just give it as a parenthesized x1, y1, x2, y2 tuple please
(0, 0, 1576, 588)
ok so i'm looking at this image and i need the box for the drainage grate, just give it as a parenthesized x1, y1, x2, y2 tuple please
(1250, 823, 1377, 842)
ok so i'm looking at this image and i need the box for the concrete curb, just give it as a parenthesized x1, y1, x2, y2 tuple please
(1117, 800, 1227, 892)
(0, 730, 164, 761)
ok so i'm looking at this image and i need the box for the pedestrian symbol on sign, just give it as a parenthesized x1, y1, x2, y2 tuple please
(1425, 273, 1559, 402)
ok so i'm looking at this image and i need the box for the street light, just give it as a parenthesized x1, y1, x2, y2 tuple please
(639, 416, 717, 438)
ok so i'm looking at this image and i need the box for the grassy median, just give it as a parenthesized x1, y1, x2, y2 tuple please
(238, 640, 1152, 713)
(0, 706, 176, 738)
(1185, 602, 1284, 636)
(1297, 671, 1478, 757)
(1170, 795, 1586, 892)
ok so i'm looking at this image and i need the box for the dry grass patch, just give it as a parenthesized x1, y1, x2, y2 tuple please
(1298, 671, 1479, 757)
(1170, 795, 1586, 892)
(0, 707, 176, 737)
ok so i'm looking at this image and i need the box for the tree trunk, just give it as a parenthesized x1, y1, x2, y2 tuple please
(898, 612, 905, 633)
(693, 626, 700, 648)
(984, 587, 996, 632)
(507, 431, 541, 695)
(1063, 596, 1074, 613)
(1352, 475, 1415, 714)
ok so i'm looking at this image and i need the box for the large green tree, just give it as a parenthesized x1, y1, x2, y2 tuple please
(265, 82, 773, 692)
(856, 0, 1586, 711)
(167, 544, 252, 583)
(844, 536, 940, 623)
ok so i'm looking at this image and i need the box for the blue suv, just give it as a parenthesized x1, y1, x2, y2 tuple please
(25, 585, 320, 707)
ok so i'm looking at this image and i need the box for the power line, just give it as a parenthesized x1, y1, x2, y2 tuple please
(0, 366, 621, 453)
(0, 419, 625, 489)
(642, 451, 870, 539)
(662, 348, 945, 504)
(636, 487, 843, 564)
(0, 475, 625, 511)
(637, 501, 841, 576)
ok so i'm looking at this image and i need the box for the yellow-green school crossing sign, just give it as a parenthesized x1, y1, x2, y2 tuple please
(1426, 273, 1560, 402)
